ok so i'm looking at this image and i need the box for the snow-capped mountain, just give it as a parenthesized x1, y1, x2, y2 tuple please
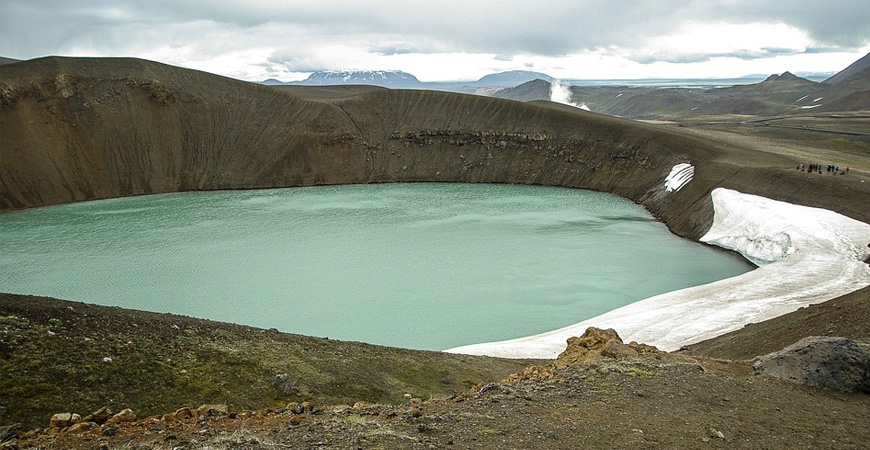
(293, 70, 422, 88)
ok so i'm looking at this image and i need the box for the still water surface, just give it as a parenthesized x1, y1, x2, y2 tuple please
(0, 184, 751, 350)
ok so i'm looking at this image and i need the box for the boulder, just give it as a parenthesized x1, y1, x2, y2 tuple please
(105, 408, 136, 425)
(557, 327, 646, 365)
(507, 328, 675, 383)
(753, 336, 870, 393)
(49, 413, 80, 428)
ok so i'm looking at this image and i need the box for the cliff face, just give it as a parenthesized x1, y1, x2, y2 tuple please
(0, 57, 367, 209)
(2, 57, 868, 241)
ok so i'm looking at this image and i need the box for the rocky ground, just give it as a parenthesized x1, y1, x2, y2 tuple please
(6, 328, 869, 450)
(0, 294, 531, 434)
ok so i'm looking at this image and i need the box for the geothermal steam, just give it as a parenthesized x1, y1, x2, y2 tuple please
(550, 80, 590, 111)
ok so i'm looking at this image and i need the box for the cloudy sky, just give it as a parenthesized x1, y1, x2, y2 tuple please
(2, 0, 869, 82)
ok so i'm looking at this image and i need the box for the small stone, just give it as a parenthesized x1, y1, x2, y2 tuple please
(288, 403, 305, 414)
(301, 401, 314, 412)
(0, 424, 18, 442)
(66, 422, 92, 433)
(83, 406, 113, 425)
(542, 431, 559, 440)
(101, 427, 118, 437)
(196, 404, 228, 416)
(710, 428, 725, 439)
(273, 373, 299, 396)
(49, 413, 80, 429)
(163, 406, 195, 423)
(106, 409, 135, 425)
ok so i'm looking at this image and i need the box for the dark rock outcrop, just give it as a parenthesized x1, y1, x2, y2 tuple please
(753, 336, 870, 393)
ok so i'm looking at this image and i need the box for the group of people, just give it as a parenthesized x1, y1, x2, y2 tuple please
(797, 163, 850, 175)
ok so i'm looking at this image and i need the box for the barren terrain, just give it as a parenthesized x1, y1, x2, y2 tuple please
(1, 57, 869, 449)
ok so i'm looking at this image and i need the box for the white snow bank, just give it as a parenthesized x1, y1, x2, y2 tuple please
(664, 163, 694, 192)
(447, 188, 870, 359)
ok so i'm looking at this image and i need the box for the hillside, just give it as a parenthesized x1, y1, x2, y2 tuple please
(823, 51, 870, 85)
(473, 70, 554, 87)
(4, 57, 868, 235)
(496, 66, 869, 118)
(10, 311, 870, 450)
(0, 293, 531, 430)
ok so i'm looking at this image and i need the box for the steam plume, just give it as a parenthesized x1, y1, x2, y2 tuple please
(550, 80, 590, 111)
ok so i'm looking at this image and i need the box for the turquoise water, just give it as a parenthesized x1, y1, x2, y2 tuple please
(0, 184, 751, 350)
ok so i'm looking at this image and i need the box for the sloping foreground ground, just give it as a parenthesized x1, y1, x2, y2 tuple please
(686, 283, 870, 360)
(0, 293, 532, 431)
(11, 324, 870, 450)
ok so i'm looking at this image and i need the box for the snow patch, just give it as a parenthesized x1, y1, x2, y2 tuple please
(447, 188, 870, 359)
(801, 104, 822, 109)
(813, 97, 823, 102)
(795, 94, 809, 102)
(664, 163, 694, 192)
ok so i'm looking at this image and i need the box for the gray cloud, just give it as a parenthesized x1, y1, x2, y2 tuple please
(2, 0, 868, 77)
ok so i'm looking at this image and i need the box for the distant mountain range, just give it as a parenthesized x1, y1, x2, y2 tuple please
(494, 53, 870, 119)
(474, 71, 554, 87)
(264, 70, 556, 91)
(291, 70, 423, 88)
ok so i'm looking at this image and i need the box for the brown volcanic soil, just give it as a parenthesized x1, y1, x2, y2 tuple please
(0, 293, 532, 431)
(2, 57, 870, 447)
(13, 326, 870, 450)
